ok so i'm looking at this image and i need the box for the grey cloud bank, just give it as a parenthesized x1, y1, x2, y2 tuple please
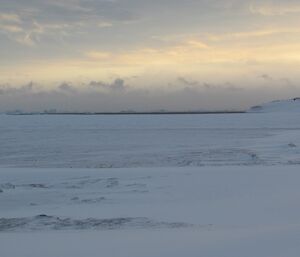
(0, 79, 299, 113)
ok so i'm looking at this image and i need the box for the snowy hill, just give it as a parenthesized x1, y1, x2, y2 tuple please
(249, 98, 300, 113)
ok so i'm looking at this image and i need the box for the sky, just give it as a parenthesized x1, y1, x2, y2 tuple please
(1, 0, 300, 112)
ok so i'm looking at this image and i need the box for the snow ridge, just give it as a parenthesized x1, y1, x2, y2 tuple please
(249, 98, 300, 113)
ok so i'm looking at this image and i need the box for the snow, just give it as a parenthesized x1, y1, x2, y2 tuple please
(249, 98, 300, 113)
(1, 112, 300, 167)
(1, 103, 300, 256)
(1, 166, 300, 256)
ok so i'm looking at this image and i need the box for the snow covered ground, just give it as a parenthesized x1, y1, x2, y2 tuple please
(1, 166, 300, 257)
(1, 100, 300, 256)
(1, 111, 300, 168)
(249, 98, 300, 113)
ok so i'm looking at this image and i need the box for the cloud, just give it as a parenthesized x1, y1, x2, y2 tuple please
(89, 78, 127, 91)
(206, 28, 300, 41)
(258, 74, 295, 88)
(186, 40, 209, 49)
(58, 82, 77, 93)
(279, 78, 294, 88)
(250, 3, 300, 16)
(0, 24, 23, 33)
(97, 22, 113, 28)
(108, 78, 127, 91)
(259, 74, 273, 81)
(2, 77, 296, 113)
(46, 0, 92, 13)
(178, 78, 243, 91)
(86, 51, 112, 60)
(177, 77, 199, 86)
(0, 0, 138, 46)
(0, 81, 35, 95)
(1, 0, 300, 100)
(0, 12, 24, 38)
(0, 12, 50, 46)
(0, 13, 21, 23)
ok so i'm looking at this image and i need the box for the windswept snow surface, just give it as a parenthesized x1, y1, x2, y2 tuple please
(1, 108, 300, 257)
(1, 112, 300, 167)
(1, 167, 300, 257)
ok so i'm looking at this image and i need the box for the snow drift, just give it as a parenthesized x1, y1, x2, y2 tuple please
(249, 98, 300, 113)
